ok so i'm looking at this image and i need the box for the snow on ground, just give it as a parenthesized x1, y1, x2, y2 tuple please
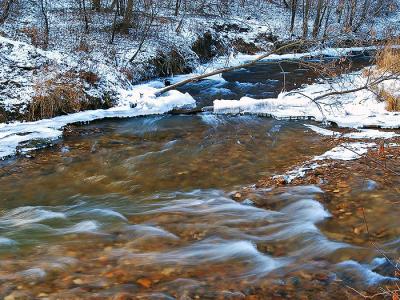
(314, 142, 377, 161)
(0, 35, 132, 118)
(214, 70, 400, 129)
(271, 108, 398, 182)
(276, 141, 378, 183)
(1, 42, 397, 159)
(305, 124, 400, 139)
(1, 0, 399, 160)
(0, 86, 195, 159)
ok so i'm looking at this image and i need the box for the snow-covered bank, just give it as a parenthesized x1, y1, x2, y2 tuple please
(271, 122, 400, 184)
(305, 124, 400, 139)
(214, 70, 400, 129)
(0, 86, 195, 159)
(0, 32, 382, 160)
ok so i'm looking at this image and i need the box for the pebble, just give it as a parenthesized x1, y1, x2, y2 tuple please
(136, 278, 152, 288)
(161, 267, 175, 276)
(232, 192, 242, 200)
(72, 278, 83, 285)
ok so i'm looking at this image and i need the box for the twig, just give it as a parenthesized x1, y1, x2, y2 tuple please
(339, 144, 400, 176)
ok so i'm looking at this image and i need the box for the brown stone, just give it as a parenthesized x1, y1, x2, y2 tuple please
(136, 278, 152, 288)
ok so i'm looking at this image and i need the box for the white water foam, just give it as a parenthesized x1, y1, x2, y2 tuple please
(0, 206, 66, 227)
(335, 260, 398, 287)
(57, 220, 100, 234)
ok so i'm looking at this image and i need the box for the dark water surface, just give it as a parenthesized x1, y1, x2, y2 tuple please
(178, 53, 373, 108)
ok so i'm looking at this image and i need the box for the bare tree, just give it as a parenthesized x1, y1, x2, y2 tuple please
(302, 0, 310, 37)
(129, 0, 156, 62)
(78, 0, 90, 33)
(92, 0, 101, 11)
(174, 0, 182, 16)
(290, 0, 297, 33)
(312, 0, 324, 38)
(0, 0, 13, 24)
(120, 0, 135, 32)
(39, 0, 49, 49)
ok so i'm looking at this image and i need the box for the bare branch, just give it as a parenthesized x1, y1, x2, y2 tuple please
(155, 40, 307, 96)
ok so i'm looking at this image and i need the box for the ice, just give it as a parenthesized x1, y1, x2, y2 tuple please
(0, 87, 195, 159)
(344, 129, 400, 139)
(314, 142, 376, 161)
(305, 125, 400, 139)
(304, 124, 341, 137)
(214, 71, 400, 129)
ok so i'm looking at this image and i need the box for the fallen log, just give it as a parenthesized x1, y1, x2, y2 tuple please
(155, 40, 305, 96)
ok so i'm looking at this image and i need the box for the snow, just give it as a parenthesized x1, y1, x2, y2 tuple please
(278, 162, 322, 183)
(0, 87, 195, 159)
(305, 125, 400, 139)
(273, 141, 377, 184)
(214, 71, 400, 129)
(313, 142, 376, 161)
(304, 124, 341, 137)
(1, 7, 399, 160)
(344, 129, 400, 139)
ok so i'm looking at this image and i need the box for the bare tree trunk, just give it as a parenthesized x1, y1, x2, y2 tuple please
(322, 2, 332, 41)
(174, 0, 182, 16)
(121, 0, 134, 32)
(352, 0, 370, 32)
(312, 0, 324, 38)
(302, 0, 310, 38)
(345, 0, 357, 30)
(39, 0, 49, 49)
(92, 0, 101, 11)
(290, 0, 297, 33)
(336, 0, 344, 23)
(129, 2, 155, 62)
(0, 0, 13, 24)
(110, 3, 118, 43)
(79, 0, 90, 33)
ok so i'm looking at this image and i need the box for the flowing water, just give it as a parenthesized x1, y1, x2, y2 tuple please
(1, 55, 399, 299)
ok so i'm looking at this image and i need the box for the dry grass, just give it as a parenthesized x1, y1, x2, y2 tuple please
(372, 39, 400, 111)
(79, 71, 99, 85)
(29, 73, 86, 121)
(378, 89, 400, 111)
(19, 26, 47, 48)
(120, 67, 134, 82)
(376, 39, 400, 74)
(75, 39, 92, 53)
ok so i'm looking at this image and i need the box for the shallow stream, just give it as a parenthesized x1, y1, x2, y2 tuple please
(1, 54, 399, 299)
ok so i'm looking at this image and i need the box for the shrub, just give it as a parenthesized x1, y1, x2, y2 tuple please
(29, 74, 86, 120)
(79, 71, 99, 85)
(378, 89, 400, 111)
(75, 39, 92, 53)
(20, 26, 40, 47)
(376, 39, 400, 74)
(151, 48, 192, 77)
(120, 67, 134, 82)
(371, 39, 400, 111)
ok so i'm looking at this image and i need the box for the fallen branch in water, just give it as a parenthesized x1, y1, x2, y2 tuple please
(155, 40, 306, 96)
